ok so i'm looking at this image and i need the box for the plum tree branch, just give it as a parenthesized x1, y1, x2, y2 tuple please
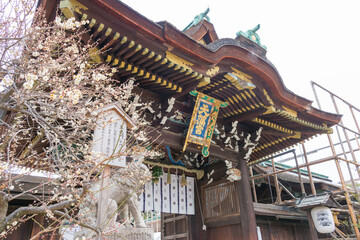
(0, 184, 89, 232)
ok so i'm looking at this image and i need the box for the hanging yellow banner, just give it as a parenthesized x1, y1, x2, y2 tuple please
(183, 91, 228, 157)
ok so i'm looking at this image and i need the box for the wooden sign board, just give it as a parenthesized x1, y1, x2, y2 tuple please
(183, 91, 228, 157)
(92, 103, 135, 167)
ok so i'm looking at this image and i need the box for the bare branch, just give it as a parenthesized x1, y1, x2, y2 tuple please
(53, 210, 101, 236)
(0, 185, 89, 231)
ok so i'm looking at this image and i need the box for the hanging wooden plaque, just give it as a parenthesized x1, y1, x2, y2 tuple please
(91, 103, 135, 167)
(183, 91, 228, 157)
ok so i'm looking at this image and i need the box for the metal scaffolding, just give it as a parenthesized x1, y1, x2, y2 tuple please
(249, 81, 360, 239)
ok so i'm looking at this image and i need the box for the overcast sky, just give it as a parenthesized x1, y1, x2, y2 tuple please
(122, 0, 359, 109)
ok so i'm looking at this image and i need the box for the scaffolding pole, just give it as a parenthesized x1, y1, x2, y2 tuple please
(311, 81, 360, 239)
(328, 134, 360, 239)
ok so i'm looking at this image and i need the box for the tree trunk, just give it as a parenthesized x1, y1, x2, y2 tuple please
(0, 192, 8, 224)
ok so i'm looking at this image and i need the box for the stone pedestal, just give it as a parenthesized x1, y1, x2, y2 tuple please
(106, 228, 154, 240)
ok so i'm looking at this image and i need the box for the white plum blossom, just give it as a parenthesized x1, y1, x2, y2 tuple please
(55, 16, 85, 30)
(0, 7, 156, 237)
(74, 74, 83, 85)
(55, 16, 62, 26)
(80, 63, 86, 69)
(75, 21, 81, 28)
(23, 79, 34, 89)
(93, 73, 106, 82)
(2, 75, 13, 86)
(66, 44, 79, 54)
(23, 73, 37, 89)
(25, 73, 38, 82)
(38, 68, 48, 76)
(66, 88, 82, 104)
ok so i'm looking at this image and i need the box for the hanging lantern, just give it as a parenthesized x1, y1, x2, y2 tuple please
(311, 206, 335, 234)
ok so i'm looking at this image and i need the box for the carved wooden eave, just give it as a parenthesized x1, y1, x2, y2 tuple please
(39, 0, 342, 164)
(183, 19, 219, 45)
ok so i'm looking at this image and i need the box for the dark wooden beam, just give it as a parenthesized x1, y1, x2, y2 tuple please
(262, 129, 292, 137)
(147, 128, 238, 162)
(307, 210, 319, 240)
(171, 83, 198, 99)
(30, 214, 45, 240)
(295, 129, 326, 134)
(37, 0, 58, 22)
(262, 129, 324, 138)
(133, 86, 195, 115)
(132, 86, 161, 101)
(225, 108, 267, 123)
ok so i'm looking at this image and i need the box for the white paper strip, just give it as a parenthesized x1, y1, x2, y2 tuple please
(170, 174, 178, 214)
(140, 174, 195, 215)
(153, 180, 162, 212)
(178, 175, 187, 214)
(186, 177, 195, 215)
(144, 181, 153, 211)
(161, 174, 170, 213)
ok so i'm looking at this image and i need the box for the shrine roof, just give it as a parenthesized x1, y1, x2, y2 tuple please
(39, 0, 342, 163)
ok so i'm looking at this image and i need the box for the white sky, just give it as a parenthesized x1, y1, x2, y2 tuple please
(122, 0, 360, 183)
(122, 0, 359, 107)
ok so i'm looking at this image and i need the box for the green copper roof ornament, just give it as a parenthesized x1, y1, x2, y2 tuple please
(183, 8, 210, 31)
(236, 24, 267, 50)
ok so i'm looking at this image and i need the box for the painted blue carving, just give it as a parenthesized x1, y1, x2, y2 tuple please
(165, 146, 186, 167)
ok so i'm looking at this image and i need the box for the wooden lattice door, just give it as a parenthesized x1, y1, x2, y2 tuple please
(162, 213, 189, 240)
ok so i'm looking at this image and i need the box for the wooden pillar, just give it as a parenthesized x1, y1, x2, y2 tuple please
(30, 214, 44, 240)
(97, 166, 111, 229)
(237, 157, 258, 240)
(306, 210, 319, 240)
